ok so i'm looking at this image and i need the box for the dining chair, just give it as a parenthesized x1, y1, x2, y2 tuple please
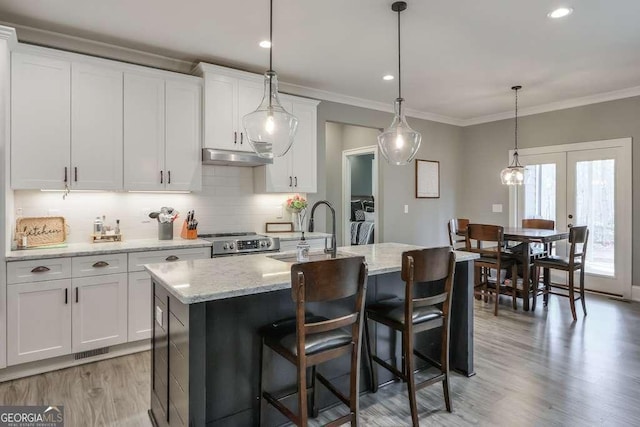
(364, 247, 456, 426)
(447, 218, 469, 249)
(533, 226, 589, 320)
(522, 218, 555, 309)
(466, 224, 518, 316)
(258, 256, 368, 426)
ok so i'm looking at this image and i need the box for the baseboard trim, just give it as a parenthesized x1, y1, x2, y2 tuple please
(632, 286, 640, 302)
(0, 340, 150, 382)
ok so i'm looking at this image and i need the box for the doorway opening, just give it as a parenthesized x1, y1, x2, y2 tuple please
(342, 146, 379, 246)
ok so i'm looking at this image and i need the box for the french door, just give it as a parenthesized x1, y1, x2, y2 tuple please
(510, 139, 632, 298)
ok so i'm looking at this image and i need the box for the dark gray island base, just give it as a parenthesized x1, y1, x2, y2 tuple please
(146, 244, 477, 426)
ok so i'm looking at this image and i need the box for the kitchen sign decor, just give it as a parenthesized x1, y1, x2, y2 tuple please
(15, 216, 67, 248)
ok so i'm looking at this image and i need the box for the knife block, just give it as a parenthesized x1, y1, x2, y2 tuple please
(180, 220, 197, 240)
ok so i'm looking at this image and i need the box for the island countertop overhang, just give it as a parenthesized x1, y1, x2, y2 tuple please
(144, 242, 479, 305)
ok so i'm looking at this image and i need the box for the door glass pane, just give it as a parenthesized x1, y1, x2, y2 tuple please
(524, 164, 556, 221)
(575, 159, 615, 277)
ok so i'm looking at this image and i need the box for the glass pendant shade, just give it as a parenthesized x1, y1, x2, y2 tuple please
(378, 98, 421, 165)
(500, 164, 526, 185)
(243, 71, 298, 159)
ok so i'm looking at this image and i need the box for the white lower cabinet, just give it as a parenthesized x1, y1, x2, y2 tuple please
(71, 273, 128, 353)
(128, 271, 152, 341)
(7, 279, 72, 365)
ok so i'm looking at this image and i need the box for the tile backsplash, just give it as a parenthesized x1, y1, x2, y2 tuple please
(12, 166, 299, 245)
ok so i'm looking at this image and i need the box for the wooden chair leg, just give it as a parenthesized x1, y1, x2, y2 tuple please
(401, 333, 406, 382)
(493, 271, 499, 316)
(297, 359, 308, 426)
(580, 268, 587, 316)
(350, 342, 360, 427)
(568, 272, 577, 321)
(404, 330, 419, 427)
(483, 268, 489, 303)
(543, 268, 550, 307)
(442, 374, 452, 413)
(531, 265, 538, 311)
(363, 314, 378, 393)
(309, 366, 319, 418)
(512, 265, 518, 310)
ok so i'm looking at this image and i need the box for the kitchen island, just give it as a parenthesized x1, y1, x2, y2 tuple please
(145, 243, 478, 427)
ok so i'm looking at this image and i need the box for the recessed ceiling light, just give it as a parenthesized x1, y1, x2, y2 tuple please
(259, 40, 271, 48)
(383, 75, 395, 81)
(548, 7, 573, 19)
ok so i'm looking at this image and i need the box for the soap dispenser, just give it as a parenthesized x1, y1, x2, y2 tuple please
(296, 232, 310, 262)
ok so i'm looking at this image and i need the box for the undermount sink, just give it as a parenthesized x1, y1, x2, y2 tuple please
(268, 251, 354, 263)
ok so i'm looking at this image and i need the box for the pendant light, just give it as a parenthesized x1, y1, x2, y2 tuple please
(242, 0, 298, 159)
(500, 85, 526, 185)
(377, 1, 422, 166)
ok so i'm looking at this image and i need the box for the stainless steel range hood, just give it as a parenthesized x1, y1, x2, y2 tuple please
(202, 148, 273, 167)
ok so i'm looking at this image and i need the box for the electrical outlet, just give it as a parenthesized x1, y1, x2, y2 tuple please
(16, 208, 23, 217)
(276, 206, 284, 219)
(492, 204, 503, 213)
(404, 205, 409, 214)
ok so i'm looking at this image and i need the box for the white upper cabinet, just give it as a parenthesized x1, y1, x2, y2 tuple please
(254, 96, 320, 193)
(11, 53, 71, 190)
(71, 63, 123, 190)
(165, 80, 202, 191)
(124, 73, 165, 191)
(203, 74, 239, 151)
(123, 73, 202, 191)
(197, 63, 268, 153)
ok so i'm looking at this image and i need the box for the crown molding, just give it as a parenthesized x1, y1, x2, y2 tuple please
(0, 26, 17, 47)
(461, 85, 640, 126)
(0, 21, 194, 74)
(278, 80, 465, 126)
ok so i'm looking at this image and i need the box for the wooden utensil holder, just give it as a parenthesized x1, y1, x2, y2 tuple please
(180, 220, 197, 240)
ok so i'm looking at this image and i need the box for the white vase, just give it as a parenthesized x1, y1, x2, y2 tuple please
(292, 211, 306, 232)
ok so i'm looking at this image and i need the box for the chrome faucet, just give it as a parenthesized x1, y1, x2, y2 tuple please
(308, 200, 337, 258)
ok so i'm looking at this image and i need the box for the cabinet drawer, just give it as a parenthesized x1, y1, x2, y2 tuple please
(128, 247, 211, 272)
(7, 258, 72, 284)
(72, 253, 127, 277)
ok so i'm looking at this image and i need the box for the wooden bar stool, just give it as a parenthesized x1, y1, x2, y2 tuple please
(447, 218, 469, 250)
(534, 226, 589, 320)
(258, 256, 368, 426)
(466, 224, 518, 316)
(363, 247, 455, 426)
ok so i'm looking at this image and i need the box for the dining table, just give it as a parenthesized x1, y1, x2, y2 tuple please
(503, 228, 570, 311)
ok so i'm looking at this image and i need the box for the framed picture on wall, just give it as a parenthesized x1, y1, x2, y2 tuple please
(415, 159, 440, 198)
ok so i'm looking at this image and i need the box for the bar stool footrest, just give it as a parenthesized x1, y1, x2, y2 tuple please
(316, 373, 350, 407)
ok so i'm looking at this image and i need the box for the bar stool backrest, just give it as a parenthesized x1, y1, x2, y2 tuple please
(465, 224, 506, 257)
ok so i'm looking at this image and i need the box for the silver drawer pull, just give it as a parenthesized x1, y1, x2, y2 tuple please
(165, 255, 179, 261)
(31, 266, 50, 273)
(92, 261, 110, 268)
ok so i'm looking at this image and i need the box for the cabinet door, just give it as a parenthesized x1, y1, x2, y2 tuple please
(124, 73, 165, 191)
(71, 63, 123, 190)
(290, 102, 318, 193)
(165, 80, 202, 191)
(236, 80, 264, 152)
(7, 279, 72, 365)
(72, 273, 128, 352)
(128, 271, 152, 341)
(11, 53, 71, 190)
(203, 74, 237, 150)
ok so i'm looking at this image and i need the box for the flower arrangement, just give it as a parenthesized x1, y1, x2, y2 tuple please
(286, 194, 308, 213)
(286, 194, 308, 231)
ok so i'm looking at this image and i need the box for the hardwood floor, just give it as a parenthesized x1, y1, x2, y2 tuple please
(1, 294, 639, 426)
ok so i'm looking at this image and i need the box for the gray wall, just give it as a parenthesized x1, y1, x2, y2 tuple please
(351, 154, 374, 196)
(310, 100, 464, 248)
(460, 95, 640, 287)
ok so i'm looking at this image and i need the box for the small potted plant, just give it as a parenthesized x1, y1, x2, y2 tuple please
(286, 194, 308, 232)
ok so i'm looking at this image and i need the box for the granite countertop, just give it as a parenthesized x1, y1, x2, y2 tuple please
(264, 231, 331, 241)
(145, 242, 479, 304)
(6, 238, 213, 261)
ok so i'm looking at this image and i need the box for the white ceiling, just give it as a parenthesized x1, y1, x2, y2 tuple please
(1, 0, 640, 124)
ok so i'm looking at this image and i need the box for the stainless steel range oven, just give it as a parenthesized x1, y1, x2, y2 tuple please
(198, 232, 280, 257)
